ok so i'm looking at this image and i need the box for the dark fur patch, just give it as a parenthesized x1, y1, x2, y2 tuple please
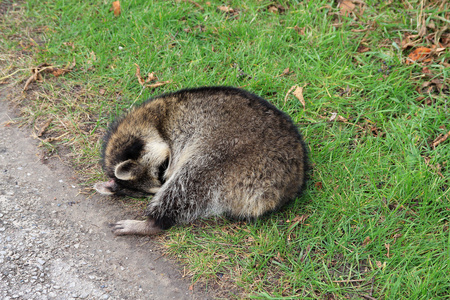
(157, 157, 169, 184)
(120, 138, 145, 162)
(153, 215, 176, 230)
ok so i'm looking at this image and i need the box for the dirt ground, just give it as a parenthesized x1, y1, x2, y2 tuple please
(0, 96, 212, 299)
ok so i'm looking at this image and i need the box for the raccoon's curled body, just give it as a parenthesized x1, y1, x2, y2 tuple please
(95, 87, 308, 236)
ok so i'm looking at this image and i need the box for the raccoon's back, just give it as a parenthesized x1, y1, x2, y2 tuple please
(161, 87, 308, 217)
(164, 87, 303, 147)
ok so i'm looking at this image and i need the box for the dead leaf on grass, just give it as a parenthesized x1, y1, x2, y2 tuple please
(417, 78, 448, 94)
(281, 68, 293, 76)
(376, 260, 386, 269)
(268, 4, 287, 14)
(315, 181, 323, 190)
(406, 46, 432, 64)
(362, 236, 371, 246)
(293, 85, 306, 109)
(135, 64, 159, 86)
(293, 25, 305, 36)
(284, 84, 307, 108)
(292, 214, 309, 223)
(287, 214, 309, 230)
(112, 1, 121, 16)
(218, 5, 234, 13)
(274, 252, 285, 262)
(338, 0, 355, 17)
(63, 42, 75, 49)
(422, 67, 432, 74)
(329, 112, 348, 122)
(357, 44, 370, 53)
(406, 45, 445, 65)
(393, 233, 402, 243)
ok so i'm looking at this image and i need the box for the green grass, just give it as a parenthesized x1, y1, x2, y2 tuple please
(1, 0, 449, 298)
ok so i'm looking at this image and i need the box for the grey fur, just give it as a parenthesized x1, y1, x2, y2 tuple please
(95, 87, 308, 235)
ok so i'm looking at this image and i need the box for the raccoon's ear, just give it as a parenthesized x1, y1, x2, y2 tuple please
(114, 159, 144, 181)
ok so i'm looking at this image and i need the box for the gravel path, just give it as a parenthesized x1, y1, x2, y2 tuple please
(0, 99, 211, 300)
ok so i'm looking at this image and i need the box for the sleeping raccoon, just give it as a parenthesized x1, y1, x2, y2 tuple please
(95, 86, 308, 236)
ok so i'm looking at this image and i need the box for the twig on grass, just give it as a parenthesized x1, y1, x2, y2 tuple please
(431, 129, 450, 149)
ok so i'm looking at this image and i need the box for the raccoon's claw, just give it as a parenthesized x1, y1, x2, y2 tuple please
(111, 219, 162, 236)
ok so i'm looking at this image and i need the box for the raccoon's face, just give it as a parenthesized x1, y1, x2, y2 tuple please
(95, 158, 168, 197)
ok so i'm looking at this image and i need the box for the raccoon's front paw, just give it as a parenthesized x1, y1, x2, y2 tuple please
(110, 219, 162, 236)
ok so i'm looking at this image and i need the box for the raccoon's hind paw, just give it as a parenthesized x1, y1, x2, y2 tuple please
(110, 219, 162, 236)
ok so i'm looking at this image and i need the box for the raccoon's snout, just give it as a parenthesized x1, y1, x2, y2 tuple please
(94, 179, 119, 195)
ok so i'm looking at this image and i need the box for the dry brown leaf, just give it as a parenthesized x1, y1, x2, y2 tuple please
(268, 5, 278, 13)
(218, 5, 234, 13)
(63, 42, 75, 49)
(287, 214, 309, 231)
(294, 25, 305, 36)
(406, 46, 432, 64)
(393, 233, 402, 243)
(146, 72, 157, 82)
(284, 85, 296, 104)
(99, 88, 106, 95)
(51, 68, 69, 77)
(362, 236, 371, 246)
(422, 67, 432, 74)
(315, 182, 323, 189)
(329, 113, 348, 122)
(339, 0, 355, 17)
(293, 86, 306, 109)
(357, 45, 370, 53)
(112, 1, 121, 16)
(135, 63, 145, 86)
(268, 4, 287, 14)
(281, 68, 291, 76)
(337, 115, 348, 122)
(275, 252, 285, 262)
(292, 214, 309, 224)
